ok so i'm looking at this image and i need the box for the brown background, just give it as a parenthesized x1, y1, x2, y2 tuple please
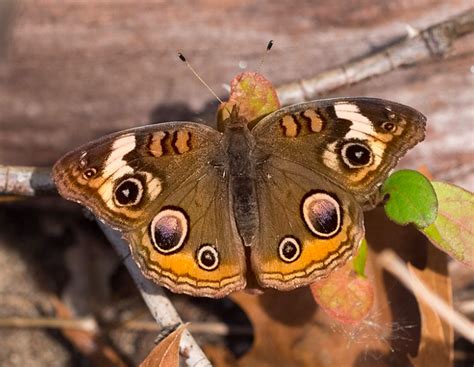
(1, 1, 473, 190)
(0, 1, 473, 366)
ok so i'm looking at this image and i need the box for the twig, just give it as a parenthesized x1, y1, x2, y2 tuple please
(0, 165, 55, 196)
(98, 222, 212, 367)
(457, 300, 474, 316)
(276, 8, 474, 105)
(0, 315, 253, 336)
(377, 249, 474, 343)
(122, 320, 253, 336)
(0, 316, 98, 333)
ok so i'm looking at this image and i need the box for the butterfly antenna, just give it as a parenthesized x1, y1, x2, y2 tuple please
(256, 40, 274, 72)
(178, 52, 223, 104)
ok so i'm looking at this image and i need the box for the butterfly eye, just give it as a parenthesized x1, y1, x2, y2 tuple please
(301, 191, 342, 239)
(113, 177, 144, 207)
(150, 208, 188, 254)
(278, 237, 301, 263)
(381, 121, 396, 132)
(340, 141, 373, 168)
(196, 245, 220, 271)
(82, 168, 97, 179)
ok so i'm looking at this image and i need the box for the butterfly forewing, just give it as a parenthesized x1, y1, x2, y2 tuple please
(252, 97, 426, 206)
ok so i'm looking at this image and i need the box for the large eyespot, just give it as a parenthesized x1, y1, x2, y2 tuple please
(301, 191, 342, 239)
(340, 141, 373, 168)
(278, 237, 302, 263)
(113, 177, 144, 207)
(149, 208, 188, 254)
(82, 167, 97, 179)
(196, 244, 220, 271)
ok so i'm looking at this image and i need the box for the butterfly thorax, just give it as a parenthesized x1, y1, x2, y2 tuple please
(223, 114, 260, 247)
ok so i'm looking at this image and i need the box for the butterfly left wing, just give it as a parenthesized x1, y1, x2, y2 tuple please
(249, 98, 425, 289)
(53, 122, 247, 297)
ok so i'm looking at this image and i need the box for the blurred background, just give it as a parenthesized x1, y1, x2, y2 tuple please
(0, 1, 472, 366)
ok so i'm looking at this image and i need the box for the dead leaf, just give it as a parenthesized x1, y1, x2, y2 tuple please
(366, 207, 453, 367)
(407, 257, 453, 365)
(140, 323, 188, 367)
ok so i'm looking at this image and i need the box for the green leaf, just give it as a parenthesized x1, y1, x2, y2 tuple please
(381, 170, 438, 228)
(352, 238, 368, 277)
(421, 182, 474, 266)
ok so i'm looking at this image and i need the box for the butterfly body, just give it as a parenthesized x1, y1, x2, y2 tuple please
(53, 97, 425, 297)
(223, 112, 261, 247)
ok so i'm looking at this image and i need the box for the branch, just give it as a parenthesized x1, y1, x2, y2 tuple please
(276, 8, 474, 105)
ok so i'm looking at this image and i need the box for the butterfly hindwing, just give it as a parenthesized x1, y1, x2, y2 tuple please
(250, 155, 364, 289)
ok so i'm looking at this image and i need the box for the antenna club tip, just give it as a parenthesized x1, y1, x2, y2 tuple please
(267, 40, 274, 51)
(178, 52, 186, 62)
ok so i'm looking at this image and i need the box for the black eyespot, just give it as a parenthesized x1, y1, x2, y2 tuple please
(83, 168, 97, 179)
(197, 245, 219, 271)
(113, 177, 143, 206)
(302, 191, 342, 239)
(278, 237, 301, 263)
(150, 208, 188, 254)
(341, 142, 373, 168)
(381, 121, 396, 132)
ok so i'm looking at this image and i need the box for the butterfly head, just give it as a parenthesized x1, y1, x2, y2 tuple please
(220, 103, 249, 130)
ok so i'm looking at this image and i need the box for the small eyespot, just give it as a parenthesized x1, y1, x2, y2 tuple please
(83, 168, 97, 179)
(278, 237, 301, 263)
(301, 191, 342, 239)
(196, 245, 219, 271)
(113, 177, 143, 207)
(381, 121, 396, 132)
(340, 141, 373, 168)
(149, 208, 188, 254)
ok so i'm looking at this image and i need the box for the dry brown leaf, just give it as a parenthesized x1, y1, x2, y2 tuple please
(140, 323, 188, 367)
(407, 260, 453, 365)
(366, 207, 453, 367)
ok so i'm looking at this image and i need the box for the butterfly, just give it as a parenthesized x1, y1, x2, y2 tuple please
(53, 96, 425, 298)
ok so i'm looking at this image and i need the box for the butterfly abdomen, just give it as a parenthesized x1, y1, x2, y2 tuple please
(225, 124, 259, 247)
